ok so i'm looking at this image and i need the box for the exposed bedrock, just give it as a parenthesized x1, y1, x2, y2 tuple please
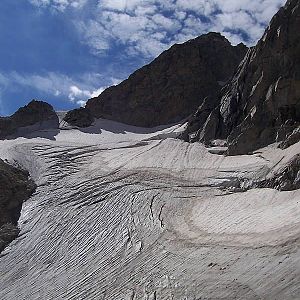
(257, 154, 300, 191)
(63, 107, 94, 128)
(225, 154, 300, 192)
(0, 100, 59, 139)
(0, 159, 36, 253)
(279, 126, 300, 149)
(64, 32, 247, 127)
(184, 0, 300, 155)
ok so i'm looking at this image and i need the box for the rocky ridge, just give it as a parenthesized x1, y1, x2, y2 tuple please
(0, 100, 59, 139)
(184, 0, 300, 155)
(65, 33, 247, 127)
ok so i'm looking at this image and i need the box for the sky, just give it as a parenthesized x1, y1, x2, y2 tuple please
(0, 0, 286, 116)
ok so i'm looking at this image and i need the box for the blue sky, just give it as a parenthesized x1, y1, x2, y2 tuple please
(0, 0, 285, 116)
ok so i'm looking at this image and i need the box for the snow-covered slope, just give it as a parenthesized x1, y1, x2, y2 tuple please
(0, 118, 299, 299)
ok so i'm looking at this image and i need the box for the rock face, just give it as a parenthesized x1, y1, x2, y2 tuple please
(184, 0, 300, 155)
(77, 33, 247, 127)
(279, 126, 300, 149)
(63, 108, 94, 127)
(0, 159, 36, 253)
(0, 100, 59, 139)
(257, 154, 300, 191)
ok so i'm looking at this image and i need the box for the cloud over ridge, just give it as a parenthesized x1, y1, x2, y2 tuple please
(30, 0, 286, 58)
(0, 0, 285, 115)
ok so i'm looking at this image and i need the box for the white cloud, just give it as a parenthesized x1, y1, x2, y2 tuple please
(135, 5, 157, 16)
(100, 0, 156, 13)
(152, 14, 182, 32)
(76, 20, 112, 55)
(76, 100, 88, 107)
(90, 87, 106, 98)
(29, 0, 87, 11)
(0, 73, 9, 87)
(101, 0, 127, 11)
(68, 85, 91, 102)
(28, 0, 286, 58)
(67, 77, 121, 106)
(176, 0, 216, 15)
(80, 0, 285, 57)
(68, 85, 108, 106)
(29, 0, 50, 7)
(0, 71, 118, 108)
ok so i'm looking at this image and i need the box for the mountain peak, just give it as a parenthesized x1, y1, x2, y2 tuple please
(66, 32, 247, 128)
(183, 0, 300, 154)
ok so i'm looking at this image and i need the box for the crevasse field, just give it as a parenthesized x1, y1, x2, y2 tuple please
(0, 116, 299, 299)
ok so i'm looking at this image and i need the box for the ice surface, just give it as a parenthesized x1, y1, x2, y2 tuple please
(0, 117, 299, 299)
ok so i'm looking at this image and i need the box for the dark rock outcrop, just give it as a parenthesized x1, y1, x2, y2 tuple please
(279, 126, 300, 149)
(184, 0, 300, 155)
(0, 100, 59, 139)
(222, 154, 300, 192)
(63, 108, 94, 127)
(257, 154, 300, 191)
(0, 159, 36, 253)
(68, 33, 247, 127)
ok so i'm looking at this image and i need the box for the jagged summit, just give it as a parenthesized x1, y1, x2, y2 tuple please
(184, 0, 300, 154)
(66, 32, 247, 127)
(187, 32, 231, 43)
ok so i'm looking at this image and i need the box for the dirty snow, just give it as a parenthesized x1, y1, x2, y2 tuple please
(0, 117, 299, 299)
